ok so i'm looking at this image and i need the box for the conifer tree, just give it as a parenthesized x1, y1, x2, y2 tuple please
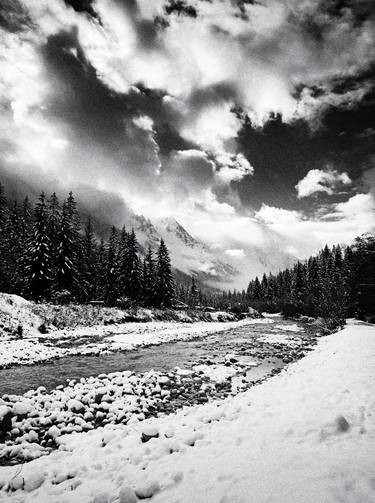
(65, 192, 83, 298)
(94, 237, 107, 300)
(156, 238, 175, 307)
(47, 192, 61, 276)
(27, 192, 52, 300)
(119, 228, 141, 300)
(116, 226, 128, 297)
(105, 226, 119, 305)
(82, 217, 97, 300)
(142, 247, 156, 306)
(0, 183, 10, 291)
(54, 201, 77, 297)
(189, 275, 198, 306)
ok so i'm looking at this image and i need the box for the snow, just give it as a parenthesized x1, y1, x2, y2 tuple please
(192, 364, 237, 383)
(0, 405, 11, 420)
(274, 323, 303, 332)
(0, 293, 41, 337)
(1, 320, 374, 502)
(12, 401, 32, 416)
(258, 331, 302, 346)
(0, 318, 270, 368)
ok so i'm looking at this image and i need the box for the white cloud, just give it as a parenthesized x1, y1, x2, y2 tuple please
(295, 168, 351, 198)
(225, 248, 246, 258)
(132, 115, 154, 132)
(255, 194, 375, 257)
(215, 153, 254, 184)
(180, 101, 242, 152)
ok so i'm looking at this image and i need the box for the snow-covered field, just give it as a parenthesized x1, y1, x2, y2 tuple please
(1, 320, 373, 502)
(0, 318, 270, 368)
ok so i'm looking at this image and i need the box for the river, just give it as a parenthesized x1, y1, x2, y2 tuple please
(0, 317, 318, 396)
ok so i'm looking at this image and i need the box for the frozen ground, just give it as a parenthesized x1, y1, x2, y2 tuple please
(1, 319, 373, 502)
(0, 318, 269, 369)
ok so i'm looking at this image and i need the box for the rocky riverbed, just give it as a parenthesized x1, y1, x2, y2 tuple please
(0, 318, 320, 465)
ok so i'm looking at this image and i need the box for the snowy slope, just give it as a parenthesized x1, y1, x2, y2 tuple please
(133, 216, 295, 290)
(153, 218, 239, 287)
(79, 196, 295, 290)
(1, 320, 374, 502)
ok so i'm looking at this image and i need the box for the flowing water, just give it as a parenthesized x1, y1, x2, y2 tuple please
(0, 318, 318, 396)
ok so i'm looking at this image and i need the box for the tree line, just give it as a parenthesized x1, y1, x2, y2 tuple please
(244, 235, 375, 324)
(0, 184, 175, 307)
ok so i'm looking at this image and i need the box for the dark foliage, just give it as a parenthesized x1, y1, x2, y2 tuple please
(245, 235, 375, 324)
(0, 183, 176, 309)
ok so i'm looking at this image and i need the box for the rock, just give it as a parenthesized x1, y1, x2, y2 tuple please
(12, 401, 32, 416)
(135, 481, 160, 499)
(9, 476, 24, 491)
(0, 405, 11, 420)
(119, 486, 139, 503)
(47, 425, 61, 439)
(336, 415, 350, 433)
(141, 425, 159, 443)
(24, 473, 45, 492)
(0, 406, 12, 438)
(67, 399, 85, 412)
(93, 492, 110, 503)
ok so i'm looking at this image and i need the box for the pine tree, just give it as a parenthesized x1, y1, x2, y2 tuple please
(15, 197, 33, 295)
(65, 192, 83, 299)
(105, 227, 119, 305)
(47, 192, 61, 276)
(8, 201, 22, 293)
(0, 183, 10, 292)
(142, 247, 156, 306)
(54, 201, 77, 297)
(252, 277, 262, 300)
(94, 237, 107, 300)
(82, 217, 97, 301)
(118, 228, 141, 300)
(189, 275, 198, 307)
(116, 226, 128, 298)
(26, 192, 52, 300)
(156, 238, 175, 308)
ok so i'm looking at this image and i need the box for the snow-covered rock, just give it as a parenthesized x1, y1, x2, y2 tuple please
(0, 321, 373, 502)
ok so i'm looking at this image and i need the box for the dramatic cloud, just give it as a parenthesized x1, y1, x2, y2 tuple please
(256, 194, 375, 257)
(0, 0, 374, 257)
(295, 168, 351, 198)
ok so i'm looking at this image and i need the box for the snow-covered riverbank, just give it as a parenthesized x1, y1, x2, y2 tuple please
(1, 320, 373, 502)
(0, 318, 269, 369)
(0, 293, 267, 369)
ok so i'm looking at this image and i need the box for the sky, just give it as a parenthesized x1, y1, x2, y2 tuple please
(0, 0, 374, 259)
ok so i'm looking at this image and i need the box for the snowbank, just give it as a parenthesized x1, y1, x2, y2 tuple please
(1, 320, 374, 502)
(0, 294, 41, 338)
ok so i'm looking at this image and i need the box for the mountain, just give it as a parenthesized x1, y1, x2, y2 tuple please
(126, 215, 295, 291)
(0, 174, 295, 290)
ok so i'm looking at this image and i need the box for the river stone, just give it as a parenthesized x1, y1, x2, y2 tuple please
(135, 481, 160, 499)
(119, 487, 139, 503)
(12, 401, 32, 416)
(67, 399, 85, 412)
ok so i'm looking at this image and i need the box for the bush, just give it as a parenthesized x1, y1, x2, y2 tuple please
(51, 290, 72, 304)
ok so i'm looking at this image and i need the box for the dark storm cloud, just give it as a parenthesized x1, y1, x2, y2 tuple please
(1, 0, 375, 254)
(63, 0, 99, 20)
(41, 28, 131, 152)
(0, 0, 34, 33)
(321, 0, 375, 25)
(237, 79, 375, 213)
(165, 1, 198, 18)
(187, 83, 238, 110)
(113, 0, 162, 49)
(156, 124, 195, 156)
